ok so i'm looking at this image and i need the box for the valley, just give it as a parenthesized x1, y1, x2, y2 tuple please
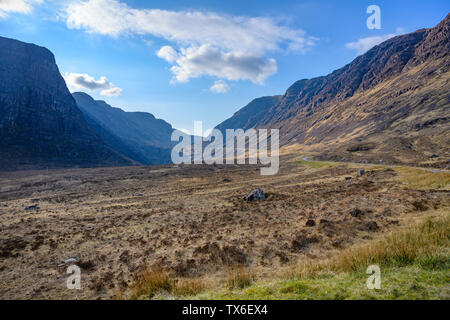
(0, 154, 448, 299)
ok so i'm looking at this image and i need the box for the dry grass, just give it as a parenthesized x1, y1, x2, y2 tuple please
(295, 213, 450, 278)
(173, 278, 206, 296)
(296, 159, 343, 170)
(226, 266, 256, 290)
(129, 268, 175, 299)
(192, 212, 449, 299)
(129, 268, 206, 299)
(395, 167, 450, 190)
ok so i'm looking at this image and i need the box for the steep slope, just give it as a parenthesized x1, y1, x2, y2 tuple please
(215, 95, 282, 133)
(0, 36, 133, 171)
(217, 14, 450, 167)
(72, 92, 173, 165)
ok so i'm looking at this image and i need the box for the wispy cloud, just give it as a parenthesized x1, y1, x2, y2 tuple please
(63, 0, 317, 87)
(63, 72, 122, 96)
(0, 0, 43, 18)
(210, 80, 229, 94)
(346, 28, 405, 55)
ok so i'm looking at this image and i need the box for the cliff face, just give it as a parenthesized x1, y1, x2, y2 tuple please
(216, 14, 450, 166)
(0, 36, 133, 170)
(72, 92, 173, 165)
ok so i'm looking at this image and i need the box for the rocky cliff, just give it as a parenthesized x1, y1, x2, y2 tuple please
(0, 36, 133, 171)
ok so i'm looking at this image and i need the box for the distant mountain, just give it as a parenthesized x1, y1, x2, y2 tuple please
(72, 92, 174, 165)
(216, 14, 450, 167)
(0, 36, 133, 171)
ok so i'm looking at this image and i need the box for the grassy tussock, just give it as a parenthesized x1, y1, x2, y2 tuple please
(226, 266, 255, 289)
(129, 268, 205, 299)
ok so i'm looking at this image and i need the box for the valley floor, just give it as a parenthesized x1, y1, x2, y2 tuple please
(0, 155, 448, 299)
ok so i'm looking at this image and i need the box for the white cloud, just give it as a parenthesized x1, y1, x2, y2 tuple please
(157, 45, 178, 63)
(63, 72, 122, 96)
(100, 86, 122, 97)
(169, 45, 277, 84)
(346, 28, 405, 55)
(63, 0, 317, 85)
(0, 0, 43, 18)
(210, 80, 229, 94)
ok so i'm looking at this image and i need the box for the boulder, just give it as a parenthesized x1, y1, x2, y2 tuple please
(246, 188, 266, 201)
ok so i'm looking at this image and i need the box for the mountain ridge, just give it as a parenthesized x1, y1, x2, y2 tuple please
(72, 91, 174, 165)
(215, 14, 450, 167)
(0, 36, 134, 171)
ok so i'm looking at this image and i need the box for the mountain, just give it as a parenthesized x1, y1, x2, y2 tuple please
(0, 36, 134, 171)
(215, 96, 282, 134)
(216, 14, 450, 167)
(72, 92, 174, 165)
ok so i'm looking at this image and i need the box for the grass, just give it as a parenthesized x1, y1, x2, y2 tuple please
(127, 160, 449, 300)
(190, 214, 450, 300)
(128, 267, 205, 299)
(226, 266, 255, 290)
(394, 167, 450, 190)
(296, 159, 343, 169)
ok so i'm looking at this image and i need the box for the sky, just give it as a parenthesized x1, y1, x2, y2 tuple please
(0, 0, 448, 135)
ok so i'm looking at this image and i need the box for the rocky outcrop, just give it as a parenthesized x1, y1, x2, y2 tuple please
(0, 36, 133, 171)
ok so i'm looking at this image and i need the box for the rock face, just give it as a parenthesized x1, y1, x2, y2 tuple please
(214, 15, 450, 167)
(72, 92, 174, 165)
(0, 36, 133, 171)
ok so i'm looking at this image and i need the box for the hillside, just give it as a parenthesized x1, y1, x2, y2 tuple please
(73, 92, 174, 165)
(216, 14, 450, 168)
(215, 95, 282, 134)
(0, 36, 133, 171)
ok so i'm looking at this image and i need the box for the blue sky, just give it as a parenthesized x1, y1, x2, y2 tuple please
(0, 0, 448, 134)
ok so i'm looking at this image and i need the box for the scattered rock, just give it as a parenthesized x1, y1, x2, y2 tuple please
(305, 219, 316, 227)
(246, 188, 266, 201)
(64, 257, 79, 264)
